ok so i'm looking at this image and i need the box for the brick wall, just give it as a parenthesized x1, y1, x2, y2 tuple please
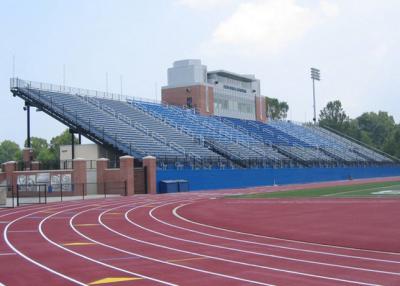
(162, 85, 214, 116)
(255, 96, 267, 123)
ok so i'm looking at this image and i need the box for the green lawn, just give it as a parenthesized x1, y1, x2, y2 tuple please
(228, 181, 400, 199)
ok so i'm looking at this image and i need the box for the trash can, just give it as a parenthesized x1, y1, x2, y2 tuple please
(176, 180, 189, 192)
(159, 180, 179, 193)
(159, 180, 190, 193)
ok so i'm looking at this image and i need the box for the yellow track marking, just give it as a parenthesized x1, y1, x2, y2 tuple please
(89, 277, 143, 285)
(168, 257, 207, 263)
(63, 242, 96, 246)
(105, 212, 123, 215)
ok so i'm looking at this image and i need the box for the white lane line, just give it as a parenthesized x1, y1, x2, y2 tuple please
(0, 253, 16, 256)
(3, 204, 93, 286)
(93, 202, 276, 286)
(144, 202, 400, 276)
(104, 201, 379, 286)
(174, 203, 400, 258)
(8, 230, 37, 233)
(124, 203, 384, 285)
(157, 203, 400, 264)
(0, 202, 76, 219)
(99, 256, 142, 262)
(40, 199, 177, 286)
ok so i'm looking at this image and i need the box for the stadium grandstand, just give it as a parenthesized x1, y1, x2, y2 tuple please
(9, 77, 398, 172)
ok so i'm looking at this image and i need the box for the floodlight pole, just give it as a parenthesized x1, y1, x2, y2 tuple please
(310, 68, 320, 125)
(312, 78, 316, 124)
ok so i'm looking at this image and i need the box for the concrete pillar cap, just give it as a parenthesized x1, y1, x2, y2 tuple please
(97, 158, 109, 161)
(3, 161, 17, 164)
(143, 156, 156, 160)
(22, 147, 33, 151)
(120, 155, 134, 159)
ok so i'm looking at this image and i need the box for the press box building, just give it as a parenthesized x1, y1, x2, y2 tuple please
(162, 59, 267, 122)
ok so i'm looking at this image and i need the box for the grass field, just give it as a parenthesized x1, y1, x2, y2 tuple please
(229, 181, 400, 199)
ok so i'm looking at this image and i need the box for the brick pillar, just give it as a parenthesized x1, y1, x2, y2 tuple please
(96, 158, 109, 195)
(73, 158, 87, 196)
(31, 161, 40, 171)
(22, 148, 34, 170)
(143, 156, 157, 194)
(255, 96, 267, 123)
(120, 155, 134, 196)
(2, 161, 17, 187)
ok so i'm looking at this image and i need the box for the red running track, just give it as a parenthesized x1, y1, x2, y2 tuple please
(0, 177, 400, 285)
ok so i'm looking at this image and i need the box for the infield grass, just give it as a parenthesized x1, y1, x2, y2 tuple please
(228, 181, 400, 199)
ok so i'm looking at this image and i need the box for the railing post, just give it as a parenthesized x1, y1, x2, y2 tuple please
(44, 184, 47, 204)
(16, 185, 19, 207)
(38, 185, 41, 204)
(11, 185, 15, 208)
(82, 183, 85, 200)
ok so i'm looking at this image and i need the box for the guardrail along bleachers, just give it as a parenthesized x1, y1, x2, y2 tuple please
(133, 101, 288, 166)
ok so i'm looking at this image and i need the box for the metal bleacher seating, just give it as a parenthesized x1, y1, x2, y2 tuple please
(14, 86, 186, 163)
(94, 98, 227, 168)
(133, 101, 289, 167)
(11, 78, 395, 169)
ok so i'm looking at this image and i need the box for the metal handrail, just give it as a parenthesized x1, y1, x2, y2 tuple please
(10, 78, 161, 105)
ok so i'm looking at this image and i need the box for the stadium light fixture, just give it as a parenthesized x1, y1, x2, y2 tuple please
(310, 67, 321, 124)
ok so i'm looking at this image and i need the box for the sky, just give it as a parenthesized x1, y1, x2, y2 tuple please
(1, 0, 399, 146)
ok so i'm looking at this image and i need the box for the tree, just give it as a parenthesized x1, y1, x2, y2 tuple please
(0, 140, 21, 164)
(49, 129, 78, 160)
(266, 97, 289, 120)
(319, 100, 350, 131)
(318, 101, 399, 158)
(25, 137, 49, 157)
(383, 125, 400, 158)
(356, 111, 395, 148)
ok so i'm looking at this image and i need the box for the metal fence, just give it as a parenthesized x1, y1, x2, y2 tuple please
(0, 182, 127, 208)
(9, 160, 100, 171)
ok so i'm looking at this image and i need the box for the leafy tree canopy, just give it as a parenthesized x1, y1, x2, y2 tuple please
(319, 100, 399, 158)
(319, 100, 349, 132)
(0, 140, 21, 164)
(50, 129, 78, 159)
(25, 137, 48, 156)
(266, 97, 289, 120)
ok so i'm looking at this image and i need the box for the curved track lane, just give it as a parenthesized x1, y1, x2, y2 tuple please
(0, 178, 399, 285)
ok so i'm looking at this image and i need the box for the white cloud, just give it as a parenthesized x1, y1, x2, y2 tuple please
(320, 0, 339, 18)
(203, 0, 339, 57)
(176, 0, 231, 10)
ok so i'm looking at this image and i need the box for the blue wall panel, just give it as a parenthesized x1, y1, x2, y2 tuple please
(156, 167, 400, 192)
